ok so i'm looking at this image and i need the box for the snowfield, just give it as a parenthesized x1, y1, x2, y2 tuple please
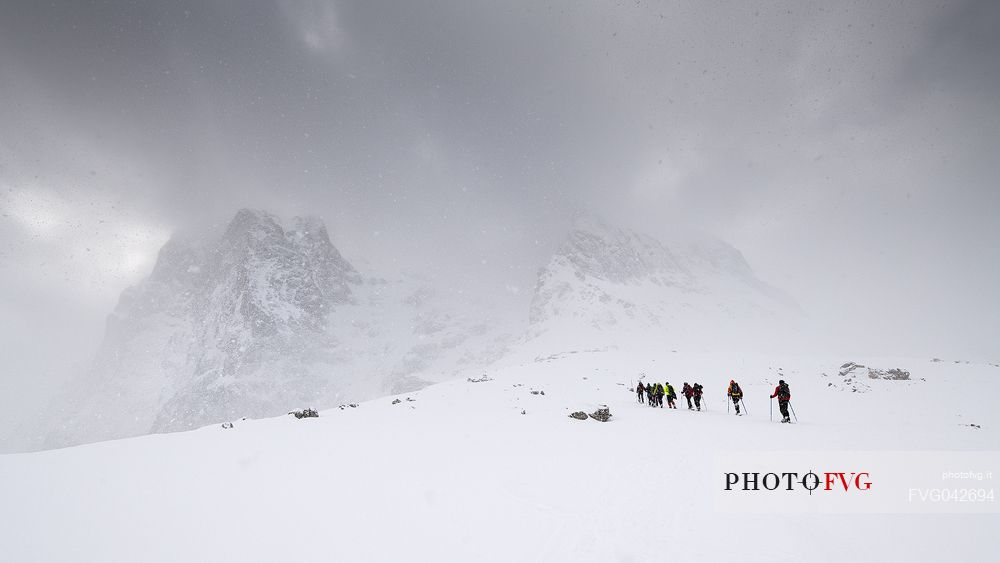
(2, 349, 997, 562)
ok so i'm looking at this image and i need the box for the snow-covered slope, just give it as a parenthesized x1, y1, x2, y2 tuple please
(526, 217, 801, 355)
(3, 351, 996, 562)
(46, 210, 516, 448)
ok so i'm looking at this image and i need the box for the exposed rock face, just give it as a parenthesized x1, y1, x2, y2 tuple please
(831, 362, 913, 392)
(868, 367, 911, 381)
(153, 211, 360, 433)
(588, 407, 612, 422)
(48, 210, 356, 446)
(839, 362, 864, 375)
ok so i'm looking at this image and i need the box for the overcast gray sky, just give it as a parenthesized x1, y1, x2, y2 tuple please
(2, 0, 998, 433)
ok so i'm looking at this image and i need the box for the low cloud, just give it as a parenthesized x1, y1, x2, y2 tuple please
(278, 0, 347, 54)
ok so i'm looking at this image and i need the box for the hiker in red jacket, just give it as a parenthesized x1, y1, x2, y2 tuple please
(682, 382, 694, 410)
(770, 380, 791, 423)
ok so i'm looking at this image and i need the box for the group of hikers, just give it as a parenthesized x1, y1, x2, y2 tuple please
(636, 381, 705, 411)
(636, 378, 794, 423)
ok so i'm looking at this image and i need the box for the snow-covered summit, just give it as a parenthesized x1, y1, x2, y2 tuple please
(540, 216, 689, 286)
(528, 217, 800, 353)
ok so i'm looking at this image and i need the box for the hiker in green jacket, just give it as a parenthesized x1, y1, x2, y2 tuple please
(653, 382, 665, 407)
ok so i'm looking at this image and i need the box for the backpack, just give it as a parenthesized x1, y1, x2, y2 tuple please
(778, 382, 790, 400)
(730, 382, 741, 396)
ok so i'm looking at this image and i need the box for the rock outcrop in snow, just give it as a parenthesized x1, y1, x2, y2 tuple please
(829, 362, 914, 392)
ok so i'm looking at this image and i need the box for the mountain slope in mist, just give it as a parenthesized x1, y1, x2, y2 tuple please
(43, 211, 802, 449)
(46, 210, 515, 448)
(526, 217, 801, 354)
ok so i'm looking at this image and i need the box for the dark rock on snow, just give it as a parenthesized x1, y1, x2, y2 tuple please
(589, 407, 612, 422)
(867, 367, 910, 380)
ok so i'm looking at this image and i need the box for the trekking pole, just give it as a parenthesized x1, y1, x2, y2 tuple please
(770, 397, 773, 422)
(789, 402, 798, 423)
(726, 396, 729, 414)
(741, 398, 749, 415)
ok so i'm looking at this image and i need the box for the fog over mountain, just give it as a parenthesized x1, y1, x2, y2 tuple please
(43, 209, 520, 448)
(1, 1, 998, 451)
(36, 209, 800, 448)
(527, 216, 803, 350)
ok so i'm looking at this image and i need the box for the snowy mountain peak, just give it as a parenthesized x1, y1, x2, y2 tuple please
(46, 209, 516, 448)
(148, 236, 204, 285)
(48, 209, 364, 447)
(556, 216, 687, 284)
(222, 208, 284, 241)
(528, 219, 799, 352)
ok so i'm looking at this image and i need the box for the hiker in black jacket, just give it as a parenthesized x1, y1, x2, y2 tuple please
(727, 380, 743, 415)
(692, 383, 704, 411)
